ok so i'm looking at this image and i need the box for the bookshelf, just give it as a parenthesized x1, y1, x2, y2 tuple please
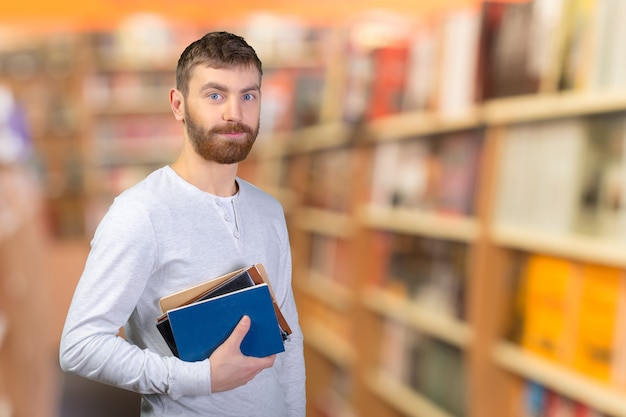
(6, 1, 626, 416)
(81, 29, 188, 233)
(493, 342, 626, 417)
(244, 2, 626, 417)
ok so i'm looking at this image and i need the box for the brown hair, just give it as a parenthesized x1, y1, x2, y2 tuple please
(176, 31, 263, 97)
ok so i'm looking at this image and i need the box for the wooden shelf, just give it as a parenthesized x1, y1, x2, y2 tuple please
(491, 223, 626, 268)
(366, 109, 483, 142)
(359, 205, 480, 243)
(353, 91, 626, 142)
(302, 320, 356, 369)
(295, 207, 357, 239)
(362, 289, 473, 348)
(298, 271, 353, 312)
(283, 122, 352, 154)
(493, 342, 626, 417)
(483, 90, 626, 125)
(365, 371, 455, 417)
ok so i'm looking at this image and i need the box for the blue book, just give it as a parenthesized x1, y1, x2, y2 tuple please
(166, 283, 285, 361)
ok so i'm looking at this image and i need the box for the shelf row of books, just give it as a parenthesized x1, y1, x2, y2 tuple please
(370, 129, 482, 217)
(369, 233, 468, 322)
(91, 116, 180, 165)
(379, 319, 465, 417)
(254, 0, 626, 140)
(279, 105, 626, 245)
(511, 252, 626, 389)
(495, 113, 626, 241)
(518, 380, 608, 417)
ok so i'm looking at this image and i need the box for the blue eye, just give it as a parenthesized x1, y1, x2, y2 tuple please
(242, 93, 255, 101)
(209, 93, 222, 100)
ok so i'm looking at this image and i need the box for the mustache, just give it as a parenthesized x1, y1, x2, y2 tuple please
(210, 122, 253, 135)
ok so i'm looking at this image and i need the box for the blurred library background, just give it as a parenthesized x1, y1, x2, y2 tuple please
(2, 0, 626, 416)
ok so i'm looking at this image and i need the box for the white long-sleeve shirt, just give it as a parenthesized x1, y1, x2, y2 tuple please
(60, 166, 306, 417)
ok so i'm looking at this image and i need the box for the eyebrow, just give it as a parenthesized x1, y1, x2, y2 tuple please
(199, 82, 260, 94)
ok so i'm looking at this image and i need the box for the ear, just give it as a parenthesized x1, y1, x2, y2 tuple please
(170, 88, 185, 122)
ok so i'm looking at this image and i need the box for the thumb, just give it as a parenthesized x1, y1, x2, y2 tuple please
(226, 315, 251, 348)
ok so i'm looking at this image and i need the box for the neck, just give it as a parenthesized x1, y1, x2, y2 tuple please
(170, 150, 239, 197)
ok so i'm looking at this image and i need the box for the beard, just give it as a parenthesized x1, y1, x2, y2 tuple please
(184, 107, 259, 164)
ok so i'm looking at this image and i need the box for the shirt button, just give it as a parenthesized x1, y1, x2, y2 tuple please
(234, 231, 240, 239)
(224, 215, 231, 222)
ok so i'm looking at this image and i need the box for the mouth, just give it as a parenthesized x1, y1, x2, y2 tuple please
(219, 131, 247, 140)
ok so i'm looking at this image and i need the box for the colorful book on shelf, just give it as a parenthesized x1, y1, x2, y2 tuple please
(572, 262, 625, 383)
(520, 254, 580, 364)
(434, 8, 481, 117)
(401, 21, 439, 113)
(365, 41, 410, 120)
(522, 381, 546, 417)
(477, 0, 540, 100)
(156, 264, 291, 360)
(411, 336, 466, 416)
(574, 114, 626, 239)
(369, 139, 434, 210)
(495, 118, 587, 233)
(433, 130, 482, 216)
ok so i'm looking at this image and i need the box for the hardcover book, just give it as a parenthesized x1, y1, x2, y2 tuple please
(156, 268, 257, 357)
(167, 283, 285, 361)
(156, 264, 291, 360)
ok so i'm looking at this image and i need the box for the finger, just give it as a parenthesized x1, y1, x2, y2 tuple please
(226, 315, 251, 348)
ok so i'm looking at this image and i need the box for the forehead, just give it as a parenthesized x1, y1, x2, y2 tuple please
(188, 65, 261, 91)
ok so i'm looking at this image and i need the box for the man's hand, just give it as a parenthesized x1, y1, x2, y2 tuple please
(209, 315, 276, 392)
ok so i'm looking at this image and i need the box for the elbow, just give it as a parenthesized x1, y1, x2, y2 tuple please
(59, 329, 94, 375)
(58, 334, 78, 373)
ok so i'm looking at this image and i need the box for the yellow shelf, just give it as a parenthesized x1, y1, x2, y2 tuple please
(359, 205, 480, 243)
(366, 371, 455, 417)
(491, 223, 626, 268)
(493, 342, 626, 417)
(362, 289, 473, 348)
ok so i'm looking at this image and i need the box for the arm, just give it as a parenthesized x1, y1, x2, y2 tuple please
(59, 198, 272, 398)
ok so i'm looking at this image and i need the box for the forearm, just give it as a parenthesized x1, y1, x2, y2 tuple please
(60, 305, 213, 399)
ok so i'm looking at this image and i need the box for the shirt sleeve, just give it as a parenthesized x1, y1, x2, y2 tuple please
(59, 197, 212, 399)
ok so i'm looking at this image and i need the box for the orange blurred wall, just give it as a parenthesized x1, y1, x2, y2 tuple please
(1, 0, 482, 31)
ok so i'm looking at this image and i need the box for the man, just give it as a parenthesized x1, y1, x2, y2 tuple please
(60, 31, 306, 417)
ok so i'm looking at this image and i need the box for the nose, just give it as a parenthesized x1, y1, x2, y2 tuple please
(223, 98, 243, 122)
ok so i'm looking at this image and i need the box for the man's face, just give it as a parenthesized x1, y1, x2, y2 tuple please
(183, 65, 261, 164)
